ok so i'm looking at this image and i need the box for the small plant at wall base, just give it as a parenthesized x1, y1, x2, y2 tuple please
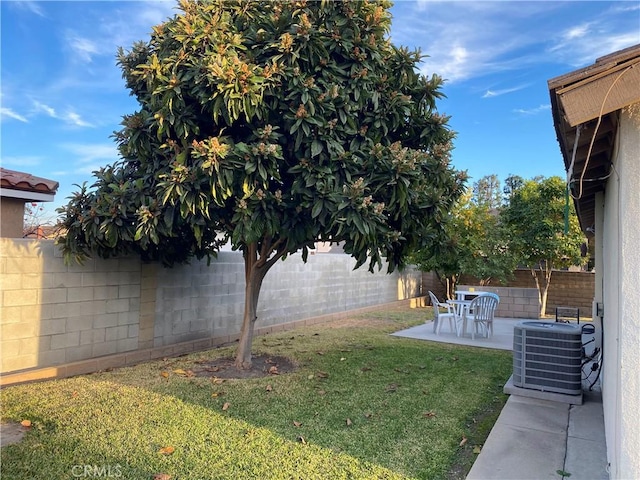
(57, 0, 466, 369)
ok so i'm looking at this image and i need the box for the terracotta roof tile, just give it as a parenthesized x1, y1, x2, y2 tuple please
(0, 168, 59, 195)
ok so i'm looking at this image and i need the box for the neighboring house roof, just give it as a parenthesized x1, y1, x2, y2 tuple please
(548, 43, 640, 233)
(0, 168, 59, 202)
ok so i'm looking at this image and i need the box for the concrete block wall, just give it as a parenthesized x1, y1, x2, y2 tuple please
(458, 285, 540, 319)
(1, 239, 141, 373)
(153, 251, 419, 347)
(1, 239, 421, 377)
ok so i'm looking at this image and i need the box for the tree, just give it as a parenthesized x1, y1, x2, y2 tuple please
(502, 174, 523, 204)
(472, 174, 501, 210)
(502, 176, 585, 317)
(57, 0, 466, 368)
(411, 179, 516, 298)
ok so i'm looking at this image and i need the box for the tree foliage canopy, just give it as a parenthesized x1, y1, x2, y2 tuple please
(58, 0, 466, 274)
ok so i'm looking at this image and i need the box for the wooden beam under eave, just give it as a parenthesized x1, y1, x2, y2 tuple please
(557, 61, 640, 127)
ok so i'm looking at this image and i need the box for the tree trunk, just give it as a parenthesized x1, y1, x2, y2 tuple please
(234, 239, 285, 369)
(531, 262, 553, 318)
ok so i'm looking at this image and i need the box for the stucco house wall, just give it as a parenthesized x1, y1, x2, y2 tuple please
(601, 103, 640, 478)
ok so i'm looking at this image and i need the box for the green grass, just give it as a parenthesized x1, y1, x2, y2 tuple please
(1, 305, 511, 480)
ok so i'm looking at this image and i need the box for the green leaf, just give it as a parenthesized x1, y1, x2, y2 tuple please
(311, 140, 322, 158)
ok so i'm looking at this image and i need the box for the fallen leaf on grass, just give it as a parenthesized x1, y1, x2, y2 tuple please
(317, 390, 326, 396)
(222, 402, 230, 411)
(422, 411, 436, 418)
(211, 377, 225, 385)
(459, 436, 468, 447)
(153, 474, 171, 480)
(316, 371, 329, 378)
(268, 366, 279, 375)
(20, 420, 32, 428)
(158, 446, 175, 455)
(346, 418, 352, 426)
(385, 383, 398, 393)
(316, 351, 324, 355)
(172, 369, 194, 377)
(473, 445, 482, 454)
(297, 436, 306, 444)
(211, 392, 224, 398)
(364, 412, 373, 419)
(160, 371, 169, 378)
(307, 374, 314, 380)
(293, 421, 302, 427)
(265, 384, 273, 392)
(340, 357, 346, 361)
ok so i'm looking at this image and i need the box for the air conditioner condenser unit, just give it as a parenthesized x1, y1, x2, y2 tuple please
(513, 321, 583, 395)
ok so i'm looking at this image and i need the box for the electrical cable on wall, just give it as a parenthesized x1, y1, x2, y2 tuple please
(571, 63, 635, 200)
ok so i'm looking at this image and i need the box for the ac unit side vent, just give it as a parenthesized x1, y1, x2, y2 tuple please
(512, 321, 583, 395)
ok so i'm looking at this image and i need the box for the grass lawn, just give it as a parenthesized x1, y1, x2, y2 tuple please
(1, 305, 512, 480)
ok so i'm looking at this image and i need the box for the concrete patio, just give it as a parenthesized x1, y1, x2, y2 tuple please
(392, 318, 608, 479)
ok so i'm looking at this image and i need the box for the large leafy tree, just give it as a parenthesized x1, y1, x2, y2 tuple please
(502, 176, 585, 316)
(57, 0, 465, 368)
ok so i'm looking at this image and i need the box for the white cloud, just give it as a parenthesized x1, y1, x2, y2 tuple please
(482, 84, 530, 99)
(64, 111, 93, 128)
(61, 143, 119, 171)
(66, 33, 100, 63)
(1, 156, 43, 167)
(31, 100, 93, 127)
(0, 107, 29, 123)
(12, 1, 45, 17)
(513, 104, 551, 115)
(32, 100, 57, 117)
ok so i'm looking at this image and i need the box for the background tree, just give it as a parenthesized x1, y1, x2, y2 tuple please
(412, 177, 516, 299)
(57, 0, 466, 368)
(502, 176, 585, 316)
(472, 173, 501, 210)
(502, 174, 524, 204)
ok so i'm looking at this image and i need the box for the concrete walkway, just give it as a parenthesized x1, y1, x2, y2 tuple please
(392, 319, 609, 480)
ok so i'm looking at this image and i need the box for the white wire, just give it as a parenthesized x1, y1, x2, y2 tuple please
(573, 64, 635, 200)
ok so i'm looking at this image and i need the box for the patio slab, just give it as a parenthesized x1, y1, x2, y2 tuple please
(391, 317, 609, 479)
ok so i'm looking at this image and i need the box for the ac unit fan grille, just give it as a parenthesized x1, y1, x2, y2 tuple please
(512, 322, 583, 395)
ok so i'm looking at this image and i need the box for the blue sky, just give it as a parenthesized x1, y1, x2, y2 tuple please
(1, 1, 639, 218)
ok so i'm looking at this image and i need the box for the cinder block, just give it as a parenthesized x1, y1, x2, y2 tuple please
(93, 285, 118, 300)
(5, 257, 42, 275)
(1, 339, 21, 357)
(128, 324, 139, 338)
(66, 345, 94, 363)
(0, 306, 23, 323)
(51, 331, 80, 350)
(52, 272, 83, 288)
(2, 354, 38, 372)
(116, 337, 137, 352)
(39, 349, 67, 366)
(118, 285, 140, 299)
(0, 273, 22, 291)
(66, 316, 94, 333)
(81, 272, 108, 288)
(67, 287, 95, 302)
(105, 326, 128, 342)
(40, 319, 67, 335)
(93, 341, 118, 357)
(40, 288, 68, 305)
(3, 289, 38, 307)
(94, 314, 119, 329)
(2, 321, 38, 340)
(106, 298, 130, 314)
